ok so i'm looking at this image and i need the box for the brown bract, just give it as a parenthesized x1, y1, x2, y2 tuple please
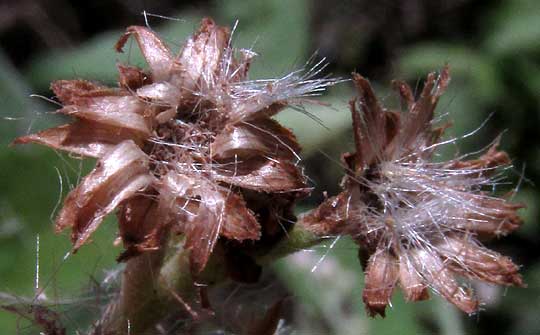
(14, 18, 324, 274)
(301, 66, 525, 316)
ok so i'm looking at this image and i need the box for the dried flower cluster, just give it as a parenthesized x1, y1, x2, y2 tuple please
(301, 67, 525, 316)
(14, 18, 336, 274)
(13, 17, 526, 330)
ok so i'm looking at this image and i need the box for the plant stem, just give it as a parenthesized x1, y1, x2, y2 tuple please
(96, 220, 322, 334)
(255, 223, 323, 265)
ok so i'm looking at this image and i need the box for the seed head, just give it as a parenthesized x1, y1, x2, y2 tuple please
(14, 18, 337, 274)
(301, 66, 525, 316)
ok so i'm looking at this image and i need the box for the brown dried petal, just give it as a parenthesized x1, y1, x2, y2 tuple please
(397, 66, 450, 152)
(212, 125, 269, 159)
(13, 119, 146, 158)
(185, 192, 260, 273)
(156, 172, 197, 229)
(391, 80, 414, 111)
(460, 196, 523, 238)
(117, 64, 149, 90)
(161, 173, 260, 273)
(51, 80, 111, 105)
(159, 173, 218, 273)
(411, 249, 479, 314)
(362, 250, 399, 317)
(184, 193, 222, 274)
(116, 26, 174, 82)
(220, 196, 260, 241)
(175, 17, 229, 91)
(136, 82, 181, 107)
(228, 49, 256, 83)
(398, 255, 429, 302)
(14, 94, 153, 157)
(59, 96, 152, 137)
(445, 140, 510, 176)
(214, 157, 307, 193)
(116, 193, 171, 262)
(117, 194, 156, 240)
(211, 119, 301, 161)
(350, 73, 387, 167)
(300, 191, 352, 235)
(56, 140, 152, 250)
(228, 99, 287, 125)
(438, 236, 524, 287)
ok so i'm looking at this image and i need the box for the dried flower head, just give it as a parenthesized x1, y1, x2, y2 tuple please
(14, 18, 336, 274)
(301, 66, 525, 316)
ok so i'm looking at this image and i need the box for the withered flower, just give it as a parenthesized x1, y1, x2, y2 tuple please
(301, 67, 525, 316)
(14, 18, 336, 273)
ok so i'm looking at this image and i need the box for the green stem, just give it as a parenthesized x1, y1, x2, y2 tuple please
(255, 223, 323, 265)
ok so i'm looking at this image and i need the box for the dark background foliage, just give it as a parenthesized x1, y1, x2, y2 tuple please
(1, 0, 539, 334)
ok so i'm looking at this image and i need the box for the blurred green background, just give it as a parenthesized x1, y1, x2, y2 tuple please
(1, 0, 539, 334)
